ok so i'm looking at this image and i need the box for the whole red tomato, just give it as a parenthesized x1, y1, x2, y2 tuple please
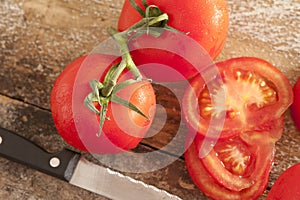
(183, 57, 293, 199)
(118, 0, 229, 60)
(291, 77, 300, 132)
(50, 55, 156, 154)
(118, 0, 229, 79)
(267, 163, 300, 199)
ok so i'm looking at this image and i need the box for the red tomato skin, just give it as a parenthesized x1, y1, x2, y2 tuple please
(127, 32, 215, 81)
(129, 48, 198, 82)
(50, 55, 156, 154)
(291, 77, 300, 132)
(118, 0, 229, 61)
(267, 163, 300, 200)
(51, 56, 85, 151)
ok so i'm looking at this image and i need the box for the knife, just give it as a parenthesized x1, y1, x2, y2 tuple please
(0, 127, 182, 200)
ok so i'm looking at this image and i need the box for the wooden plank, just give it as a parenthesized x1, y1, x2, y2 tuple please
(0, 0, 300, 199)
(0, 0, 123, 109)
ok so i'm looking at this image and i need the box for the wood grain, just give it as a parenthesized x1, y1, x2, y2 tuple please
(0, 0, 299, 199)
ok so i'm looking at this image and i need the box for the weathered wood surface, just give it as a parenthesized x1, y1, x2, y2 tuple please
(0, 0, 299, 199)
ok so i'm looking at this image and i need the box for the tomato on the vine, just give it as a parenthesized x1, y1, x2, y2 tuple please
(183, 57, 293, 199)
(267, 163, 300, 200)
(117, 0, 229, 80)
(50, 55, 156, 154)
(118, 0, 229, 60)
(291, 77, 300, 132)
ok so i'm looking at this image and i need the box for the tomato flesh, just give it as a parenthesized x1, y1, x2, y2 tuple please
(291, 77, 300, 132)
(185, 139, 274, 200)
(213, 137, 252, 177)
(199, 69, 278, 120)
(183, 57, 293, 139)
(196, 128, 281, 193)
(196, 136, 255, 191)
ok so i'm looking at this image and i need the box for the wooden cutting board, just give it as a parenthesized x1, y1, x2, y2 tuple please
(0, 0, 299, 199)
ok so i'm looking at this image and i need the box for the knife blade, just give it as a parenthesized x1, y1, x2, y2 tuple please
(0, 127, 182, 200)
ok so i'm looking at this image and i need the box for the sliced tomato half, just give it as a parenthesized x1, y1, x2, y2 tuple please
(185, 136, 276, 200)
(195, 121, 282, 192)
(183, 57, 293, 139)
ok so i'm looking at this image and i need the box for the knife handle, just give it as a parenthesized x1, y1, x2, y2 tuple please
(0, 127, 80, 181)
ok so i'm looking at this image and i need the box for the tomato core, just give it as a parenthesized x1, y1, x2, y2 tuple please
(199, 69, 278, 122)
(214, 138, 252, 177)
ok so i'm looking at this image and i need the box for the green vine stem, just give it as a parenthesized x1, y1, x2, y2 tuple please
(84, 2, 180, 137)
(100, 11, 170, 97)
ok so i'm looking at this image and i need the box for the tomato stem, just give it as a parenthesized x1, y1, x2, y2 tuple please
(101, 11, 170, 97)
(129, 0, 146, 17)
(84, 3, 180, 137)
(101, 27, 142, 97)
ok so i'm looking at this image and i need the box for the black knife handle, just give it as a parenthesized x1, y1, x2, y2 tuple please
(0, 127, 80, 181)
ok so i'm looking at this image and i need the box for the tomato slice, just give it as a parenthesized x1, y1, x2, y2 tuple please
(197, 136, 255, 191)
(183, 57, 293, 139)
(267, 163, 300, 200)
(185, 138, 275, 200)
(195, 124, 282, 193)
